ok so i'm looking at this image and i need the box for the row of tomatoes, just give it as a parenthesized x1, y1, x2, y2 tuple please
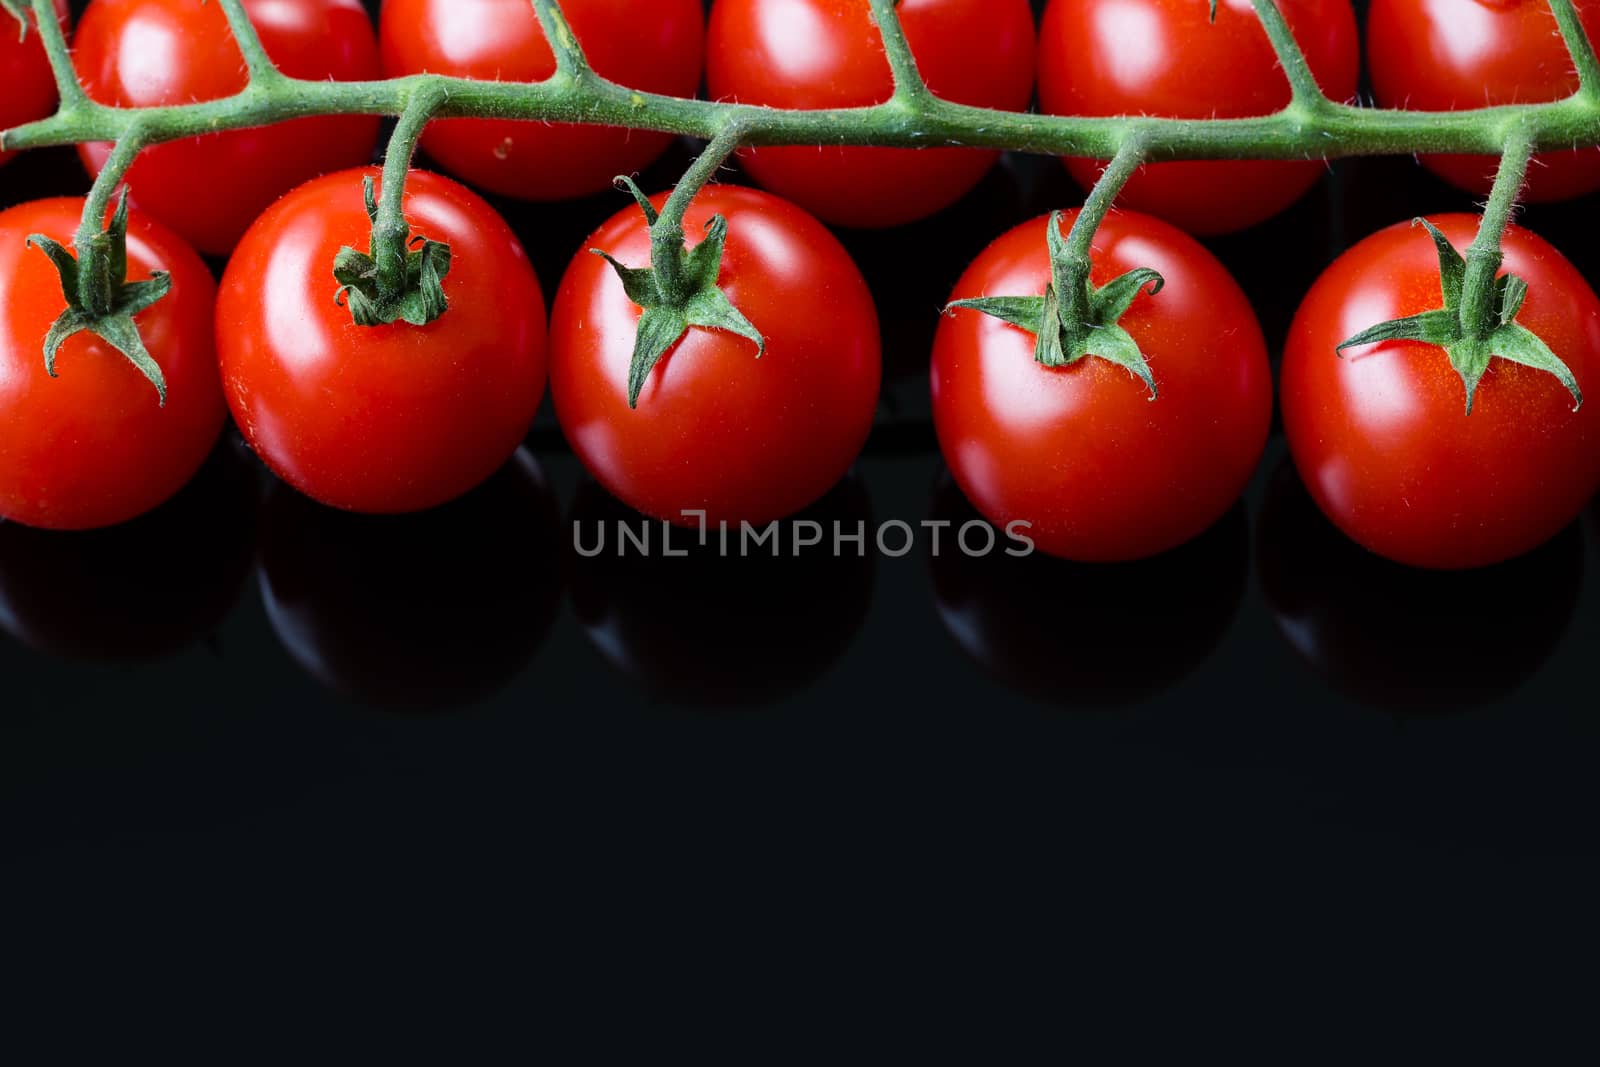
(0, 0, 1598, 573)
(4, 158, 1597, 573)
(3, 0, 1596, 248)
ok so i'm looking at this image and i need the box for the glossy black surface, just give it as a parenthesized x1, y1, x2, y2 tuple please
(6, 1, 1600, 923)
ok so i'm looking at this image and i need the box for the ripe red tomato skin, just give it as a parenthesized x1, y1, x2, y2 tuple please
(706, 0, 1037, 229)
(550, 185, 881, 527)
(216, 167, 547, 515)
(1038, 0, 1359, 235)
(0, 1, 69, 169)
(1368, 0, 1600, 202)
(931, 210, 1273, 563)
(1282, 214, 1600, 570)
(380, 0, 704, 201)
(73, 0, 380, 255)
(0, 198, 224, 531)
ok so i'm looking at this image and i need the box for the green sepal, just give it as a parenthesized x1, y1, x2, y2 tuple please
(943, 296, 1045, 331)
(1337, 308, 1459, 351)
(1208, 0, 1218, 23)
(1033, 282, 1068, 368)
(593, 201, 766, 409)
(591, 250, 662, 307)
(626, 305, 689, 407)
(613, 176, 660, 227)
(1497, 275, 1527, 325)
(1092, 267, 1164, 323)
(1472, 323, 1582, 413)
(1416, 218, 1465, 312)
(333, 235, 453, 326)
(24, 190, 173, 405)
(1340, 217, 1582, 414)
(942, 212, 1164, 399)
(332, 175, 454, 327)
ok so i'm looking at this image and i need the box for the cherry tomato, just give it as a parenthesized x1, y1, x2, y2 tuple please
(0, 1, 68, 170)
(216, 167, 547, 514)
(0, 197, 224, 530)
(550, 184, 880, 526)
(706, 0, 1037, 228)
(1282, 214, 1600, 569)
(1368, 0, 1600, 201)
(379, 0, 705, 201)
(931, 210, 1272, 562)
(74, 0, 380, 255)
(1038, 0, 1359, 235)
(258, 449, 562, 709)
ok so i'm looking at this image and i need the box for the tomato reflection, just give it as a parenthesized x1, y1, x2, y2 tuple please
(1257, 458, 1581, 712)
(928, 470, 1249, 707)
(0, 441, 257, 661)
(258, 449, 562, 710)
(567, 474, 875, 708)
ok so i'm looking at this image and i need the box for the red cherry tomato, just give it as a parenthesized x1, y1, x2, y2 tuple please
(1282, 214, 1600, 569)
(74, 0, 380, 255)
(931, 210, 1273, 562)
(1368, 0, 1600, 201)
(1038, 0, 1359, 235)
(216, 167, 547, 514)
(379, 0, 705, 201)
(0, 1, 68, 169)
(550, 184, 881, 526)
(0, 197, 224, 530)
(706, 0, 1037, 228)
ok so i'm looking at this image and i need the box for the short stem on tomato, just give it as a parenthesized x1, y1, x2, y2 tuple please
(650, 122, 744, 304)
(1549, 0, 1600, 101)
(216, 0, 283, 87)
(529, 0, 594, 82)
(373, 83, 448, 301)
(72, 128, 145, 315)
(1059, 138, 1145, 326)
(1459, 129, 1534, 339)
(1249, 0, 1330, 109)
(28, 0, 87, 111)
(867, 0, 932, 104)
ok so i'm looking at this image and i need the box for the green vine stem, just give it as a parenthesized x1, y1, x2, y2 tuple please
(1337, 126, 1581, 413)
(24, 0, 87, 113)
(332, 83, 454, 327)
(7, 1, 1600, 163)
(1247, 0, 1328, 110)
(943, 138, 1167, 398)
(646, 122, 745, 304)
(3, 0, 1598, 410)
(1058, 138, 1147, 326)
(1550, 0, 1600, 99)
(590, 125, 765, 407)
(1458, 129, 1535, 338)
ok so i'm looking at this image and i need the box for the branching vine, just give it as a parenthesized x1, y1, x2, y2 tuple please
(2, 0, 1598, 406)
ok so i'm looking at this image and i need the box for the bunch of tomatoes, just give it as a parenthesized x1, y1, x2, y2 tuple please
(1, 0, 1599, 573)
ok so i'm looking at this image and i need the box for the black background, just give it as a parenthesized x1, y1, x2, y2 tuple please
(5, 0, 1599, 970)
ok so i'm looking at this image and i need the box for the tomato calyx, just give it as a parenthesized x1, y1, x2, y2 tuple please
(591, 177, 765, 409)
(25, 190, 172, 405)
(945, 210, 1164, 398)
(333, 175, 453, 327)
(1337, 218, 1582, 414)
